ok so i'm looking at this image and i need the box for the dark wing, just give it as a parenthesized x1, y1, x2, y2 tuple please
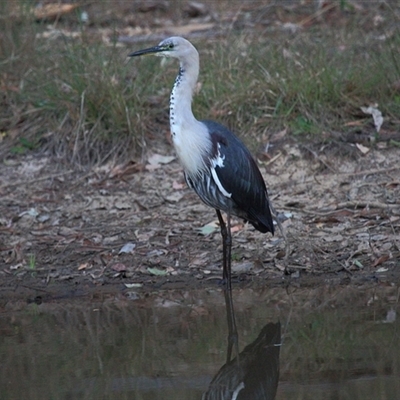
(201, 120, 274, 234)
(202, 322, 281, 400)
(238, 322, 281, 400)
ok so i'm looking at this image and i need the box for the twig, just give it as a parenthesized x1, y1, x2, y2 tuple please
(269, 202, 290, 267)
(300, 144, 337, 173)
(340, 166, 400, 177)
(298, 2, 337, 27)
(336, 201, 398, 210)
(72, 90, 86, 164)
(286, 200, 398, 217)
(0, 171, 74, 190)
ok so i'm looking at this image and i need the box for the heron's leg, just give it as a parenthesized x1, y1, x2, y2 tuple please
(224, 285, 239, 364)
(216, 211, 238, 362)
(216, 209, 232, 291)
(225, 212, 232, 289)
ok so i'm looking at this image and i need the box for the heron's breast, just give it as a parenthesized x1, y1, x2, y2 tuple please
(171, 123, 210, 176)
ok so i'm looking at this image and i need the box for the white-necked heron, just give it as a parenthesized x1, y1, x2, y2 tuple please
(129, 37, 274, 290)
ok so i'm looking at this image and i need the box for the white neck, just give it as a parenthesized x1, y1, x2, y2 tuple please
(170, 62, 197, 126)
(169, 52, 211, 177)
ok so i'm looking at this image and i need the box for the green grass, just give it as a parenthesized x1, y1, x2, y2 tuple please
(1, 1, 400, 164)
(0, 2, 153, 164)
(28, 254, 36, 270)
(198, 30, 400, 144)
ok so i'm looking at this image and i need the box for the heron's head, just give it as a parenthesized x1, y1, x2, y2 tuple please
(128, 36, 197, 61)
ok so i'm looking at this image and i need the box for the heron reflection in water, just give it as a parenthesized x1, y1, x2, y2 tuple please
(202, 289, 281, 400)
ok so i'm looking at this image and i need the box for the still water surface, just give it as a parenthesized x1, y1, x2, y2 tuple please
(0, 285, 398, 399)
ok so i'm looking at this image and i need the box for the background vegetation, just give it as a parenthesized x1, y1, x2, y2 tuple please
(1, 0, 399, 166)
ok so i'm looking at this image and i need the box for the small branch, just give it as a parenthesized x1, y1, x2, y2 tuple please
(269, 202, 290, 267)
(341, 166, 400, 177)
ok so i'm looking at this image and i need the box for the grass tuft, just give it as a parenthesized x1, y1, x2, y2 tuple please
(197, 28, 400, 147)
(0, 4, 153, 165)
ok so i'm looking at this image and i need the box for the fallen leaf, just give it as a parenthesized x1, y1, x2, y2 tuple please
(111, 263, 127, 272)
(269, 128, 287, 142)
(19, 208, 39, 218)
(147, 153, 175, 166)
(78, 263, 90, 270)
(345, 120, 364, 127)
(355, 143, 370, 154)
(376, 267, 388, 273)
(370, 234, 388, 241)
(109, 162, 141, 178)
(126, 292, 140, 300)
(147, 267, 168, 276)
(124, 283, 143, 288)
(372, 254, 389, 267)
(135, 230, 156, 242)
(232, 261, 254, 273)
(274, 262, 286, 272)
(231, 224, 243, 233)
(155, 299, 180, 308)
(198, 221, 219, 236)
(281, 22, 303, 34)
(9, 263, 24, 270)
(165, 192, 184, 202)
(103, 235, 120, 244)
(37, 214, 50, 223)
(33, 4, 80, 21)
(86, 198, 108, 210)
(172, 180, 185, 190)
(361, 104, 383, 132)
(382, 309, 396, 324)
(114, 200, 131, 210)
(190, 255, 208, 267)
(323, 234, 344, 243)
(147, 249, 165, 257)
(367, 295, 379, 306)
(119, 242, 136, 254)
(10, 3, 80, 21)
(385, 181, 400, 188)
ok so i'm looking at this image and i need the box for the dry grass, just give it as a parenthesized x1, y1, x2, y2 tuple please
(1, 1, 400, 165)
(199, 28, 400, 145)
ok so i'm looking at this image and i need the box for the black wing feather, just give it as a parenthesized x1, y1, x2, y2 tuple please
(202, 120, 274, 234)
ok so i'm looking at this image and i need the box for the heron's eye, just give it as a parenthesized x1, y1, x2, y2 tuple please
(168, 43, 174, 49)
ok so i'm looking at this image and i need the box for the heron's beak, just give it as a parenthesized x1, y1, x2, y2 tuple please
(128, 45, 163, 57)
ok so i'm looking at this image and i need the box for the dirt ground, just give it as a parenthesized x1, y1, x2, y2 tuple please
(1, 1, 399, 304)
(1, 138, 399, 303)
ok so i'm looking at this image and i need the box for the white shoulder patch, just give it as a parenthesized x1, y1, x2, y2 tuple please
(211, 167, 231, 197)
(210, 144, 231, 198)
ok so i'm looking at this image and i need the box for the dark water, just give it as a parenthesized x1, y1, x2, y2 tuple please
(0, 285, 398, 399)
